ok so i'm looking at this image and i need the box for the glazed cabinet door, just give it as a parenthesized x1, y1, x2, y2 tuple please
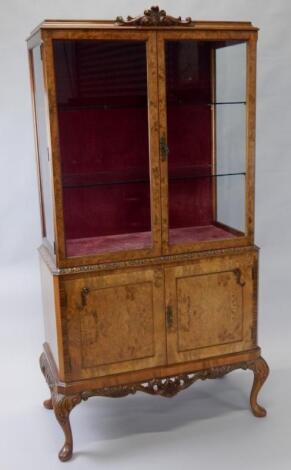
(42, 30, 161, 266)
(156, 31, 256, 255)
(165, 254, 256, 364)
(62, 268, 166, 380)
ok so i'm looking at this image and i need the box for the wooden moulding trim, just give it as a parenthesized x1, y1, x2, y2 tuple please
(41, 344, 261, 394)
(39, 244, 259, 276)
(28, 20, 258, 39)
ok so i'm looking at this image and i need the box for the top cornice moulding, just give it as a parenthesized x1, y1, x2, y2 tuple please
(27, 7, 258, 39)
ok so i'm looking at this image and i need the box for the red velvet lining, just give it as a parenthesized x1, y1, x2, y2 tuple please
(169, 225, 234, 245)
(66, 225, 235, 257)
(53, 40, 227, 257)
(166, 41, 213, 229)
(54, 40, 151, 244)
(66, 230, 152, 257)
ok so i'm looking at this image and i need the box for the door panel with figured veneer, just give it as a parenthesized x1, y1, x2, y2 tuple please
(165, 253, 256, 364)
(63, 268, 166, 380)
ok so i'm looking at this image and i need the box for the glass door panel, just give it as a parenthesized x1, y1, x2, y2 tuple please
(53, 39, 153, 257)
(163, 39, 247, 248)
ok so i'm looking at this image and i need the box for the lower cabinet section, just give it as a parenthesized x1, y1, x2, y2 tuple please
(63, 268, 166, 380)
(59, 250, 257, 381)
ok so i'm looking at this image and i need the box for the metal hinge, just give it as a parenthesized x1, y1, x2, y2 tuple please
(40, 43, 43, 61)
(160, 136, 169, 161)
(166, 305, 174, 328)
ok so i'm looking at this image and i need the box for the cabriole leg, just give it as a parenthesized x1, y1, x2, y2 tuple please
(248, 356, 269, 417)
(52, 392, 81, 462)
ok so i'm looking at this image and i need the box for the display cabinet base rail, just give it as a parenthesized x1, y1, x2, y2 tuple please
(40, 348, 269, 462)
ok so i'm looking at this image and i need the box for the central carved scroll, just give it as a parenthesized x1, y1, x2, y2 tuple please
(115, 6, 192, 27)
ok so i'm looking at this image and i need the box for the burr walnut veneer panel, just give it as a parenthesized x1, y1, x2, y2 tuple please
(63, 268, 166, 380)
(165, 254, 255, 364)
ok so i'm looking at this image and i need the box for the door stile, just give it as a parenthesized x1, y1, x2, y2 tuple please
(245, 34, 257, 244)
(156, 33, 170, 254)
(210, 47, 217, 222)
(146, 31, 163, 258)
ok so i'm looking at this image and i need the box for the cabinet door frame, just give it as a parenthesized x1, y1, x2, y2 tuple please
(156, 30, 257, 255)
(165, 253, 256, 365)
(41, 29, 162, 268)
(62, 267, 166, 381)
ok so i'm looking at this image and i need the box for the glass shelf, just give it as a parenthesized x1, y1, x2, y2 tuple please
(167, 100, 246, 106)
(62, 170, 149, 188)
(58, 100, 246, 111)
(62, 171, 245, 189)
(169, 171, 245, 180)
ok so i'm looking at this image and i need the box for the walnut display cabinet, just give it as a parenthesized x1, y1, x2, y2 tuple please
(27, 6, 269, 462)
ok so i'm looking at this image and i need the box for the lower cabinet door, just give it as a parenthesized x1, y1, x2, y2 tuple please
(165, 255, 256, 364)
(63, 268, 166, 380)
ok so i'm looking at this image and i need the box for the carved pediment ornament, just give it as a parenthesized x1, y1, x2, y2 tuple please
(115, 5, 192, 27)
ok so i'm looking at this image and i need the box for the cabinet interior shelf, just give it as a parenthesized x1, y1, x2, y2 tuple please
(58, 100, 246, 111)
(62, 171, 245, 189)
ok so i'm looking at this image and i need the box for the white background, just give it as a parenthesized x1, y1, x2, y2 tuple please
(0, 1, 290, 469)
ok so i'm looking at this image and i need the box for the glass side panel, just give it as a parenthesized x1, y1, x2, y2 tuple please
(165, 40, 247, 245)
(31, 46, 54, 246)
(216, 174, 245, 233)
(216, 42, 246, 103)
(53, 40, 152, 257)
(169, 174, 245, 244)
(216, 103, 246, 175)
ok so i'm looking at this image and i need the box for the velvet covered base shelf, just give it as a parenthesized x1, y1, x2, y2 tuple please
(66, 224, 236, 256)
(28, 6, 268, 462)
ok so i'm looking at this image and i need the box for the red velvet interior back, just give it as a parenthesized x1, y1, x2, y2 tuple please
(53, 39, 213, 242)
(59, 107, 151, 239)
(166, 40, 213, 229)
(54, 40, 151, 240)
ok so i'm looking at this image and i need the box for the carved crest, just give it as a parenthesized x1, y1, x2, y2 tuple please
(115, 6, 192, 27)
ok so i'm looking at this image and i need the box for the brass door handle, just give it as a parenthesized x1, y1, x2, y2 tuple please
(166, 305, 174, 328)
(160, 136, 169, 161)
(81, 287, 90, 308)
